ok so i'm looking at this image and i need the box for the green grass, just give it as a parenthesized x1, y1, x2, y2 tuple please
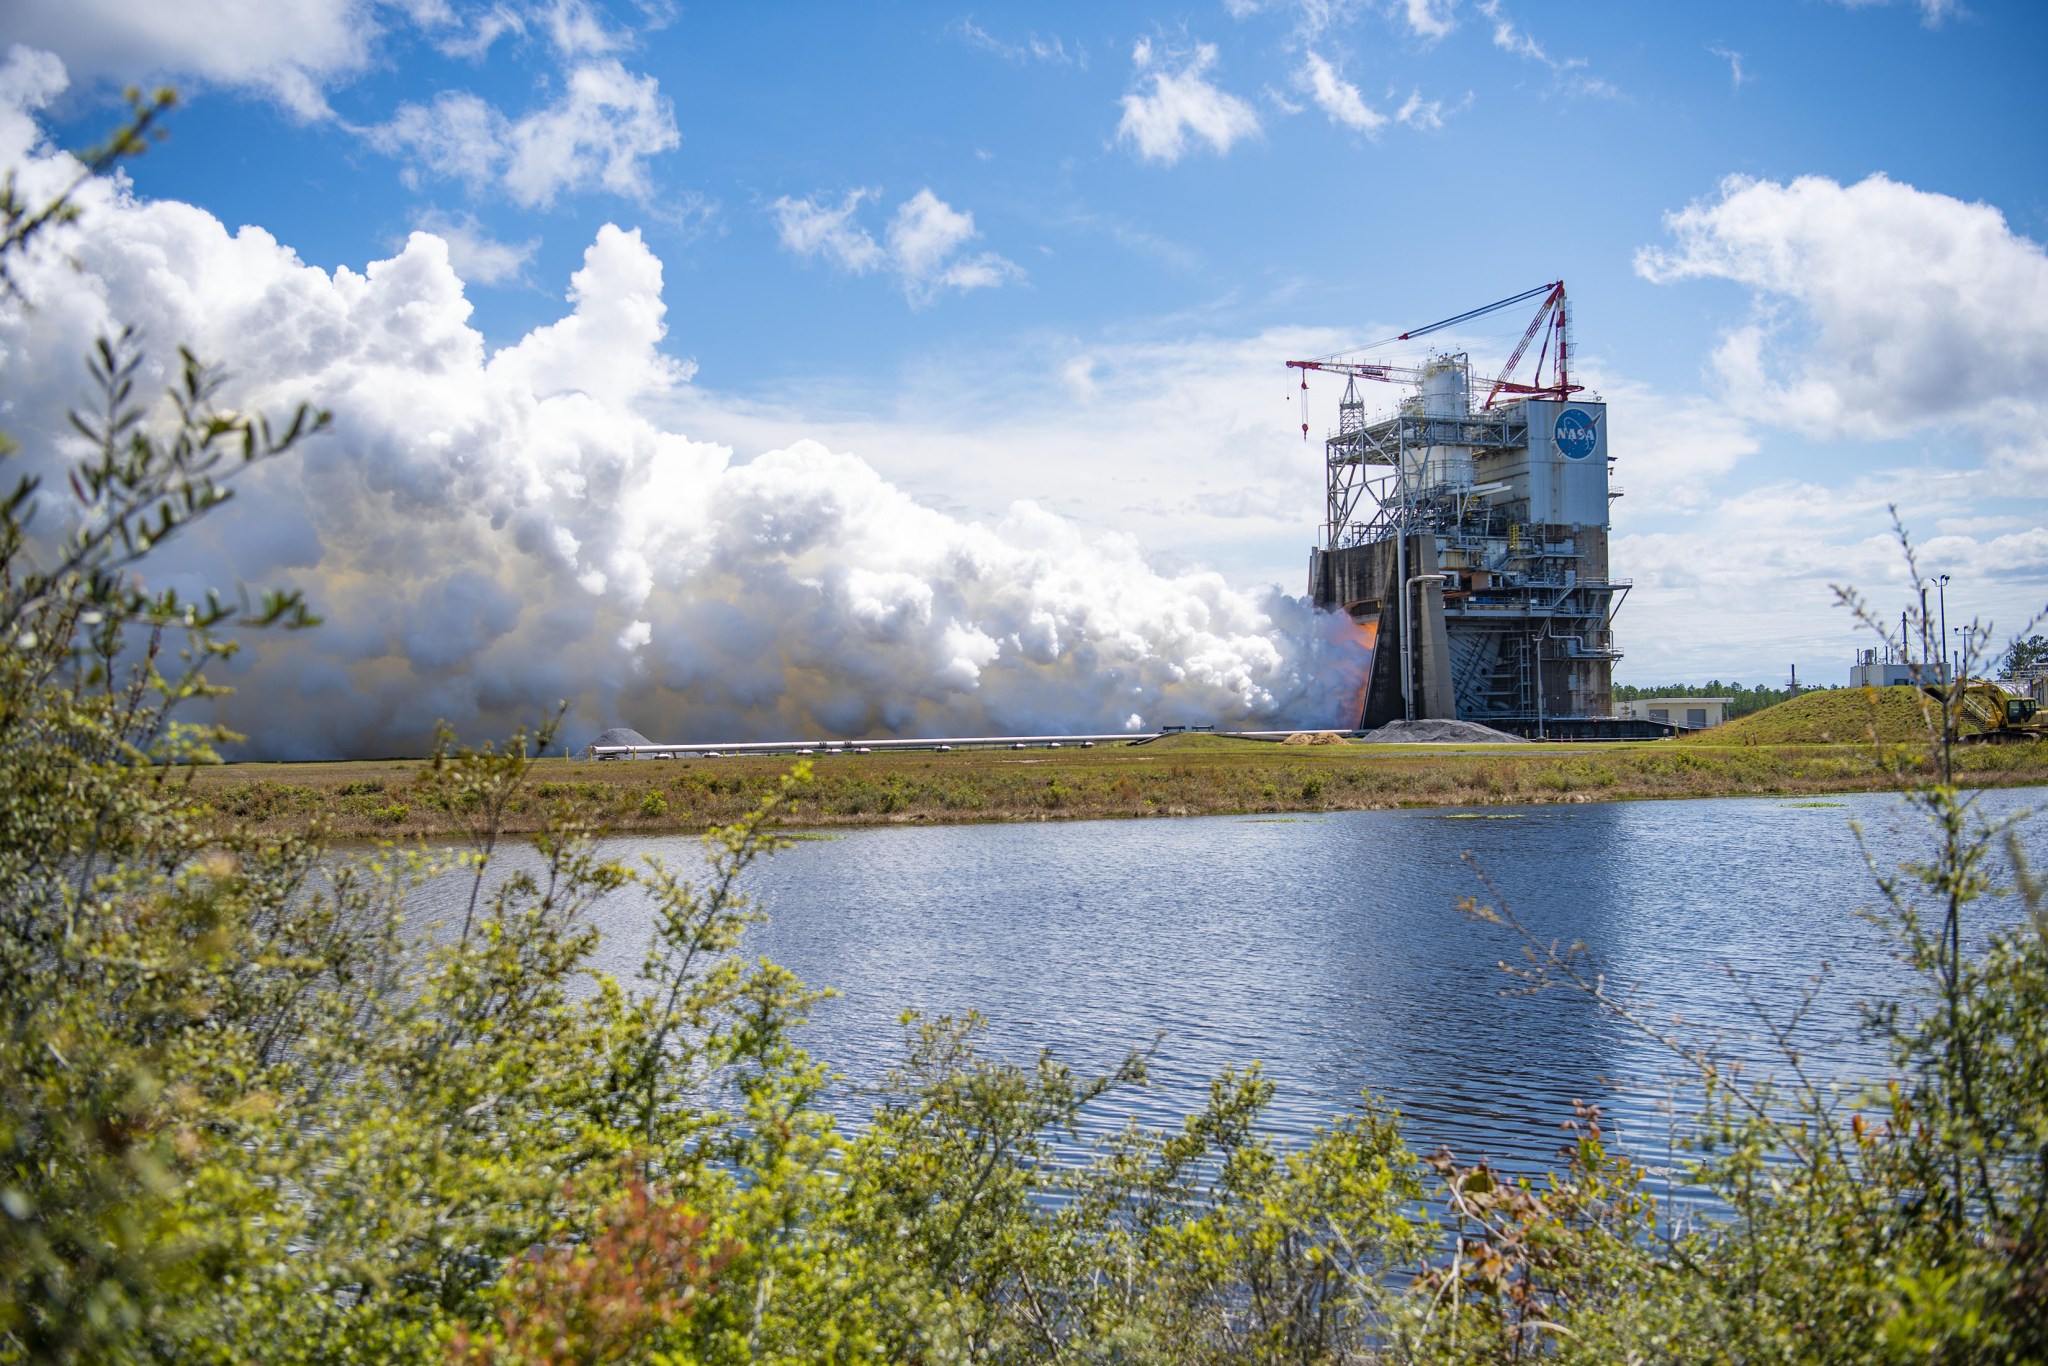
(1686, 686, 1939, 746)
(185, 729, 2048, 840)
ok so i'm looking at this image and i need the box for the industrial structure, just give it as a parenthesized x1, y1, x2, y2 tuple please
(1293, 282, 1630, 737)
(1614, 697, 1731, 731)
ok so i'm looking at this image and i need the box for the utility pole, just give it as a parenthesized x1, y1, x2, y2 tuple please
(1937, 574, 1951, 686)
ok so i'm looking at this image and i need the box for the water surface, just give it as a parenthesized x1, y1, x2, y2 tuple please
(408, 788, 2046, 1182)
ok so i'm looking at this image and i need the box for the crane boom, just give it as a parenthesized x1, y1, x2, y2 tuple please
(1284, 280, 1580, 418)
(1480, 281, 1565, 409)
(1395, 281, 1559, 342)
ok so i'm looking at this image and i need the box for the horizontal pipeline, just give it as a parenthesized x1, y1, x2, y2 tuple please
(589, 729, 1339, 758)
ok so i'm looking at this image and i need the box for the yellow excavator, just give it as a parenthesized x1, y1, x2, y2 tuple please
(1924, 680, 2048, 744)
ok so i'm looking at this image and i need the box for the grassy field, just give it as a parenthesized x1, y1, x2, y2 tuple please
(186, 727, 2048, 841)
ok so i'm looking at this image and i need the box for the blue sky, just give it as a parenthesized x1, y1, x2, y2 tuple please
(1, 0, 2044, 752)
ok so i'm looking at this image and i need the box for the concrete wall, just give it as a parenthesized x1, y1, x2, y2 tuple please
(1310, 536, 1455, 728)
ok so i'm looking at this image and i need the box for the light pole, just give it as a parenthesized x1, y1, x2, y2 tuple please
(1937, 573, 1951, 686)
(1403, 573, 1447, 723)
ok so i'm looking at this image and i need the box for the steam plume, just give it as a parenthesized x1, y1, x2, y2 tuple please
(0, 50, 1366, 757)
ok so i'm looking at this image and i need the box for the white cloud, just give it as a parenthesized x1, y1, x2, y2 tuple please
(1478, 0, 1547, 61)
(1613, 467, 2047, 684)
(950, 18, 1084, 67)
(889, 190, 1023, 304)
(542, 0, 622, 55)
(408, 208, 537, 285)
(1582, 372, 1760, 514)
(1395, 89, 1450, 129)
(373, 58, 680, 207)
(885, 190, 974, 280)
(771, 187, 1021, 306)
(1299, 52, 1385, 134)
(1, 0, 375, 118)
(1635, 173, 2048, 471)
(1399, 0, 1456, 41)
(1117, 38, 1262, 164)
(1708, 44, 1749, 90)
(1477, 0, 1618, 98)
(770, 189, 885, 274)
(434, 5, 527, 60)
(1828, 0, 1962, 26)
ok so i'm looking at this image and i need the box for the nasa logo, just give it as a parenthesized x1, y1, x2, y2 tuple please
(1554, 407, 1598, 460)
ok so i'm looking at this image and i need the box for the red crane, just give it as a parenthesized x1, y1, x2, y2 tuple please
(1285, 281, 1581, 437)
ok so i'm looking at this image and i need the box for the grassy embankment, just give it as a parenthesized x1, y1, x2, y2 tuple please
(190, 688, 2047, 840)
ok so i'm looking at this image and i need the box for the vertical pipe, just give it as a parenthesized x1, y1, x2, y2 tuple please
(1405, 573, 1446, 724)
(1397, 531, 1410, 722)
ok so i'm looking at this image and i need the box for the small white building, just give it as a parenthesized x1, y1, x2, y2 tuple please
(1849, 648, 1946, 689)
(1615, 697, 1732, 731)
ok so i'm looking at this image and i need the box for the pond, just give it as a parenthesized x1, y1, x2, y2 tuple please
(404, 787, 2046, 1185)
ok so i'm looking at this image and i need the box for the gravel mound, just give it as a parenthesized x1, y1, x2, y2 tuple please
(1357, 719, 1528, 744)
(589, 726, 653, 756)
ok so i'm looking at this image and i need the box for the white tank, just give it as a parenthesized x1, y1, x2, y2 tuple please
(1419, 357, 1472, 487)
(1420, 357, 1467, 416)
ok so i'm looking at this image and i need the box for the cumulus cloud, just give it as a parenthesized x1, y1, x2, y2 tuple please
(1299, 52, 1385, 134)
(372, 58, 680, 207)
(1117, 38, 1261, 164)
(770, 187, 1021, 306)
(409, 208, 537, 285)
(1, 0, 376, 118)
(1635, 172, 2048, 471)
(0, 70, 1362, 757)
(887, 190, 1024, 304)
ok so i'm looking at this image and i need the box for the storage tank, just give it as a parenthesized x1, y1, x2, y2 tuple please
(1418, 356, 1473, 487)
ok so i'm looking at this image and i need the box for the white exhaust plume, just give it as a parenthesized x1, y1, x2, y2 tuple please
(0, 50, 1367, 758)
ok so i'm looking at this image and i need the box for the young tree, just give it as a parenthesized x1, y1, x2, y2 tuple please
(1999, 633, 2048, 680)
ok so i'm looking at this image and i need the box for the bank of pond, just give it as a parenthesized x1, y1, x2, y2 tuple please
(195, 728, 2048, 839)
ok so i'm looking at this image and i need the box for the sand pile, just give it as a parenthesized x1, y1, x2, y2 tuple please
(589, 726, 654, 757)
(1282, 731, 1346, 745)
(1357, 719, 1528, 744)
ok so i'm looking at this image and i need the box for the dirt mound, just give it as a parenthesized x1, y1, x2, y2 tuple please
(1357, 719, 1528, 744)
(1282, 731, 1346, 745)
(1684, 688, 1938, 746)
